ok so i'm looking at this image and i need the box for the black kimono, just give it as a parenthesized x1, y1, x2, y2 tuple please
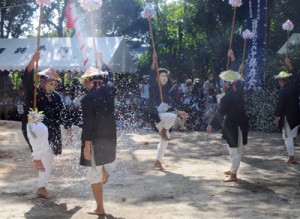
(217, 86, 249, 148)
(80, 85, 117, 166)
(22, 68, 64, 155)
(148, 69, 173, 126)
(274, 81, 300, 130)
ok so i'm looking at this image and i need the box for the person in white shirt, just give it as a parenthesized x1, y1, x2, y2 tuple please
(61, 87, 73, 141)
(139, 75, 150, 127)
(27, 110, 54, 199)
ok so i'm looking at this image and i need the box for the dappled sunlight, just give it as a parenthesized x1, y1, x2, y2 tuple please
(0, 121, 300, 218)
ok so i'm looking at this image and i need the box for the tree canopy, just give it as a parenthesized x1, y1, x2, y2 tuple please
(1, 0, 300, 79)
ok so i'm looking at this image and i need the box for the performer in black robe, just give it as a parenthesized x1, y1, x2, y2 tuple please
(22, 51, 64, 155)
(274, 71, 300, 164)
(148, 52, 188, 170)
(207, 70, 248, 182)
(80, 51, 116, 216)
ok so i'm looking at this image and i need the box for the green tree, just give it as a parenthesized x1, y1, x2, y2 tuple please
(41, 0, 68, 37)
(0, 0, 37, 38)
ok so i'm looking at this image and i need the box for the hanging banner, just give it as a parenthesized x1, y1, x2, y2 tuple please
(244, 0, 267, 90)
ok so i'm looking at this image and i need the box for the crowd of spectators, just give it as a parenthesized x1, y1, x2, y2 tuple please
(1, 73, 224, 132)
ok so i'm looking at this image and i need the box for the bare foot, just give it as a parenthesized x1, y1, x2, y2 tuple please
(36, 187, 53, 199)
(102, 170, 110, 185)
(160, 128, 170, 141)
(223, 174, 237, 182)
(154, 160, 164, 170)
(224, 170, 231, 176)
(87, 209, 106, 216)
(286, 157, 297, 164)
(68, 129, 73, 142)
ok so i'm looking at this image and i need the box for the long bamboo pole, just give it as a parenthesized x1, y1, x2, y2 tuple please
(227, 7, 237, 70)
(148, 18, 163, 103)
(91, 11, 98, 68)
(240, 38, 247, 76)
(286, 30, 290, 60)
(33, 5, 43, 111)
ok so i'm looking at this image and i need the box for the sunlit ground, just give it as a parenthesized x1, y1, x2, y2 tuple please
(0, 120, 299, 219)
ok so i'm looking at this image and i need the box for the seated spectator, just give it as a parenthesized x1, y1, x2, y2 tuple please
(15, 90, 25, 121)
(61, 87, 73, 141)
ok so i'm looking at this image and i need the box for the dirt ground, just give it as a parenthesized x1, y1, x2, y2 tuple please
(0, 120, 300, 219)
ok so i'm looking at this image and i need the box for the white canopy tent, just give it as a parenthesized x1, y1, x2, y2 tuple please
(277, 33, 300, 54)
(0, 36, 136, 73)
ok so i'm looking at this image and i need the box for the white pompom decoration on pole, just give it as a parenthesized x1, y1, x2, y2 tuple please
(36, 0, 54, 5)
(80, 0, 103, 68)
(282, 19, 294, 31)
(242, 29, 253, 40)
(229, 0, 243, 7)
(282, 19, 294, 60)
(240, 29, 253, 76)
(141, 4, 156, 19)
(80, 0, 102, 12)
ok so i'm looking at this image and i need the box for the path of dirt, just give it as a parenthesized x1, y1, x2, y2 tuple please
(0, 120, 299, 219)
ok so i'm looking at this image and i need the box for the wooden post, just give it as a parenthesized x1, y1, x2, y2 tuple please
(227, 7, 237, 70)
(33, 5, 43, 111)
(91, 11, 98, 68)
(148, 18, 163, 103)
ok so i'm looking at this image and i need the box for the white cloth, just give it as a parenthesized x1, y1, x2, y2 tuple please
(155, 112, 177, 133)
(87, 165, 103, 184)
(155, 112, 177, 161)
(292, 125, 299, 138)
(227, 127, 243, 174)
(27, 122, 53, 188)
(139, 83, 150, 99)
(156, 138, 169, 161)
(283, 117, 295, 156)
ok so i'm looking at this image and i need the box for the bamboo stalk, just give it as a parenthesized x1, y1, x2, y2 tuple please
(91, 11, 98, 68)
(148, 18, 163, 103)
(240, 38, 247, 76)
(33, 5, 43, 111)
(227, 7, 237, 70)
(286, 30, 290, 60)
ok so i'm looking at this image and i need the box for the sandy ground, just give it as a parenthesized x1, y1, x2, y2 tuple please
(0, 120, 300, 219)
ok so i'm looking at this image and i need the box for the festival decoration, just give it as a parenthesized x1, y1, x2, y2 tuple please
(141, 4, 156, 19)
(282, 19, 294, 31)
(33, 0, 54, 111)
(229, 0, 242, 7)
(240, 29, 253, 75)
(80, 0, 102, 12)
(28, 109, 45, 125)
(282, 19, 294, 60)
(242, 29, 253, 40)
(227, 0, 243, 70)
(66, 2, 89, 68)
(36, 0, 54, 5)
(219, 70, 242, 83)
(141, 4, 164, 103)
(27, 108, 46, 140)
(80, 0, 103, 68)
